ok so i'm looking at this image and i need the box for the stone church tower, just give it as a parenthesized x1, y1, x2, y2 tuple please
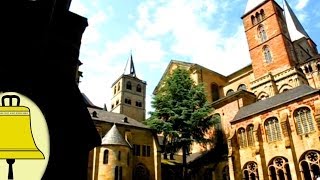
(242, 0, 315, 99)
(110, 54, 147, 122)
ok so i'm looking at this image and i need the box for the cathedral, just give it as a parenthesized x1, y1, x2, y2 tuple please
(85, 55, 161, 180)
(153, 0, 320, 179)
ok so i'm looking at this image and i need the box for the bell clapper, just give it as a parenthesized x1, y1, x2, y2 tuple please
(6, 159, 15, 180)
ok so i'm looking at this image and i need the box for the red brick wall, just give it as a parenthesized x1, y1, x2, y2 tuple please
(243, 0, 295, 78)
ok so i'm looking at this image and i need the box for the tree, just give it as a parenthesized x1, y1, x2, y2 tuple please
(145, 68, 217, 179)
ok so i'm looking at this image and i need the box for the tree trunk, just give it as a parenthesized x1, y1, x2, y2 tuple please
(182, 144, 187, 180)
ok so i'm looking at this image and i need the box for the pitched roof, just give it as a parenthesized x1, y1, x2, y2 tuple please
(232, 85, 319, 122)
(283, 0, 309, 41)
(102, 124, 130, 146)
(87, 107, 150, 129)
(153, 59, 227, 95)
(82, 93, 103, 109)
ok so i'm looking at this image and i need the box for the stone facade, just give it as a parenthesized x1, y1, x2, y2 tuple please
(153, 0, 320, 179)
(87, 108, 161, 180)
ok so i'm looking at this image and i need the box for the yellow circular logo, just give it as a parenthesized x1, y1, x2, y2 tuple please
(0, 92, 49, 180)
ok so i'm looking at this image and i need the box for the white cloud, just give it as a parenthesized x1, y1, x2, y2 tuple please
(295, 0, 309, 10)
(69, 0, 89, 16)
(135, 0, 250, 76)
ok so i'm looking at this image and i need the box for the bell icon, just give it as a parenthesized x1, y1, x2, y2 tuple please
(0, 95, 45, 179)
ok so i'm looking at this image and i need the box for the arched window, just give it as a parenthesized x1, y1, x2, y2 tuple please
(256, 12, 261, 22)
(125, 98, 131, 105)
(243, 162, 259, 180)
(126, 81, 132, 90)
(294, 107, 315, 135)
(247, 124, 254, 147)
(264, 117, 282, 142)
(260, 9, 265, 19)
(238, 128, 247, 148)
(299, 151, 320, 179)
(258, 25, 267, 42)
(115, 166, 118, 180)
(136, 101, 142, 107)
(136, 84, 142, 92)
(226, 89, 234, 96)
(211, 83, 219, 101)
(118, 82, 121, 91)
(251, 15, 256, 25)
(133, 163, 150, 180)
(222, 166, 230, 180)
(237, 84, 247, 91)
(114, 86, 117, 94)
(308, 65, 313, 72)
(304, 66, 310, 73)
(103, 150, 109, 164)
(115, 166, 123, 180)
(268, 157, 292, 180)
(263, 46, 272, 63)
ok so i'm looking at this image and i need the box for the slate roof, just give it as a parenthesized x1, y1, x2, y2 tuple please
(283, 0, 309, 41)
(232, 85, 320, 122)
(102, 124, 130, 146)
(87, 107, 150, 130)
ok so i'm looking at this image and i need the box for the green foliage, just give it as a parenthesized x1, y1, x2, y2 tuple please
(145, 68, 216, 155)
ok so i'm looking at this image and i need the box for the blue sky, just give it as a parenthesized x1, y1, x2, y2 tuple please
(69, 0, 320, 117)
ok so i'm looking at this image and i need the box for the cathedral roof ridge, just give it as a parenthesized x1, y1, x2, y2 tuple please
(232, 85, 319, 122)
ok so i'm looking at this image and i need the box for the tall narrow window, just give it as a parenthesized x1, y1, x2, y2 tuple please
(247, 124, 254, 147)
(118, 151, 121, 161)
(142, 145, 147, 156)
(294, 107, 315, 135)
(114, 86, 117, 94)
(258, 25, 267, 42)
(211, 83, 219, 101)
(256, 12, 261, 22)
(147, 146, 151, 157)
(126, 81, 132, 90)
(263, 46, 272, 63)
(118, 82, 121, 91)
(260, 9, 265, 19)
(251, 15, 256, 25)
(136, 84, 142, 92)
(115, 166, 118, 180)
(103, 150, 109, 164)
(265, 117, 282, 142)
(119, 166, 123, 180)
(238, 128, 247, 148)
